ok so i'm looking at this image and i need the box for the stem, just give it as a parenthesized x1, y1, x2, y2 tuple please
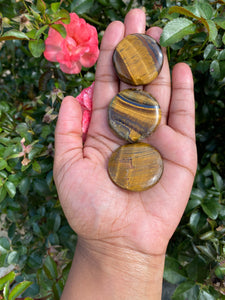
(22, 0, 31, 14)
(80, 14, 104, 27)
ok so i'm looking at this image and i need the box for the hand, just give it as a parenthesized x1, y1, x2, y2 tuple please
(53, 8, 197, 299)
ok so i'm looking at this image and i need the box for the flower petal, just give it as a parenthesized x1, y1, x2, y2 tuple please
(80, 47, 99, 68)
(76, 82, 94, 111)
(59, 61, 82, 74)
(44, 28, 63, 61)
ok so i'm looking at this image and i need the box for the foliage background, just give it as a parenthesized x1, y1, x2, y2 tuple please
(0, 0, 224, 299)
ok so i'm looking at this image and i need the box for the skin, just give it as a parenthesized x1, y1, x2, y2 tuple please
(53, 9, 197, 300)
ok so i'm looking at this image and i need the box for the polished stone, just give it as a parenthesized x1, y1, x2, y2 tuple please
(108, 89, 161, 143)
(108, 143, 163, 192)
(113, 33, 163, 85)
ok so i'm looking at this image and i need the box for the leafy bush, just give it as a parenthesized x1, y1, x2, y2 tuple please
(0, 0, 224, 299)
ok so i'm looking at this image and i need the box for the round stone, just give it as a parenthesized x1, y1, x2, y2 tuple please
(108, 143, 163, 192)
(113, 33, 163, 85)
(108, 89, 161, 143)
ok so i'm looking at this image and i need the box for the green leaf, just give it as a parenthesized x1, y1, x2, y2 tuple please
(0, 272, 15, 290)
(214, 17, 225, 29)
(51, 2, 61, 13)
(199, 231, 214, 240)
(53, 9, 70, 24)
(28, 39, 45, 58)
(47, 233, 59, 245)
(26, 29, 36, 39)
(160, 18, 196, 47)
(97, 0, 108, 5)
(191, 188, 206, 200)
(0, 237, 10, 251)
(71, 0, 94, 14)
(212, 171, 224, 192)
(33, 179, 50, 195)
(7, 251, 19, 264)
(5, 181, 16, 198)
(109, 0, 125, 10)
(223, 32, 225, 45)
(197, 244, 216, 260)
(201, 197, 221, 220)
(27, 252, 42, 269)
(186, 256, 209, 282)
(215, 266, 225, 280)
(32, 161, 41, 173)
(43, 256, 58, 280)
(0, 30, 29, 41)
(189, 210, 207, 234)
(218, 49, 225, 60)
(50, 24, 67, 38)
(8, 174, 21, 186)
(8, 281, 32, 300)
(198, 289, 215, 300)
(3, 281, 10, 299)
(164, 256, 187, 284)
(18, 177, 31, 196)
(36, 0, 46, 14)
(203, 44, 216, 60)
(16, 123, 31, 141)
(35, 25, 48, 38)
(0, 186, 7, 203)
(53, 281, 63, 300)
(196, 60, 210, 74)
(210, 60, 220, 79)
(53, 214, 61, 232)
(205, 20, 218, 45)
(0, 158, 8, 170)
(172, 281, 199, 300)
(197, 2, 213, 20)
(0, 170, 7, 179)
(185, 198, 201, 213)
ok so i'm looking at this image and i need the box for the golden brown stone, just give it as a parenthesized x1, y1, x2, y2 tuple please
(108, 89, 161, 143)
(108, 143, 163, 191)
(113, 33, 163, 85)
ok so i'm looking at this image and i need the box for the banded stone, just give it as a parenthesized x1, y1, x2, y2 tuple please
(108, 89, 161, 143)
(113, 33, 163, 85)
(108, 143, 163, 192)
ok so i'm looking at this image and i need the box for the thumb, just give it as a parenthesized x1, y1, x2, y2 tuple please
(54, 96, 83, 176)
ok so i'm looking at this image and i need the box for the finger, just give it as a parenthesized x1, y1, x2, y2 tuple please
(85, 21, 126, 155)
(54, 96, 83, 176)
(144, 27, 171, 126)
(124, 8, 146, 36)
(168, 63, 195, 141)
(120, 8, 146, 91)
(93, 21, 125, 111)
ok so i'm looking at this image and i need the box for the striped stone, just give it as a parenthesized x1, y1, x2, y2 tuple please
(108, 143, 163, 191)
(113, 33, 163, 85)
(108, 89, 161, 143)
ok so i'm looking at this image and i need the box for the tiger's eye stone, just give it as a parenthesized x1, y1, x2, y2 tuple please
(108, 143, 163, 192)
(113, 33, 163, 85)
(108, 89, 161, 143)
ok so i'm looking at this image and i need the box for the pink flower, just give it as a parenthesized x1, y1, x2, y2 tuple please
(44, 13, 99, 74)
(76, 82, 94, 140)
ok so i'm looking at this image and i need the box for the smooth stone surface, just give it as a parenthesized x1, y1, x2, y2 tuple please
(108, 89, 161, 143)
(108, 143, 163, 192)
(113, 33, 163, 85)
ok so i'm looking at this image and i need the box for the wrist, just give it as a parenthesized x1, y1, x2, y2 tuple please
(62, 237, 165, 300)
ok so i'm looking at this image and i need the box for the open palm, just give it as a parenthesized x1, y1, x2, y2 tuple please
(53, 9, 197, 256)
